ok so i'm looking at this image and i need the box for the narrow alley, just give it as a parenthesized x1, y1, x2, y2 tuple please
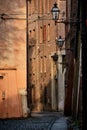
(0, 0, 83, 129)
(0, 112, 80, 130)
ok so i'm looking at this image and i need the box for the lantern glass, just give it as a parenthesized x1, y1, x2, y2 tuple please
(56, 36, 64, 48)
(51, 3, 60, 20)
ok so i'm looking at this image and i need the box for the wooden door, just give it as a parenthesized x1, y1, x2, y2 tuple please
(0, 73, 8, 118)
(7, 70, 20, 118)
(0, 70, 21, 118)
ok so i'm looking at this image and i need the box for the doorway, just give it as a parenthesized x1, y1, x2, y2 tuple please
(0, 70, 21, 118)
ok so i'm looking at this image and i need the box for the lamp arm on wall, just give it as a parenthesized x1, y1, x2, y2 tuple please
(55, 19, 82, 25)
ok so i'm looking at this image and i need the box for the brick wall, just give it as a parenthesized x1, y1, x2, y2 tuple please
(27, 0, 66, 112)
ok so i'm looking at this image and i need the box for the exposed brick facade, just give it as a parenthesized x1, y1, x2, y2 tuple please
(0, 1, 82, 123)
(0, 0, 67, 118)
(27, 0, 66, 112)
(0, 0, 82, 121)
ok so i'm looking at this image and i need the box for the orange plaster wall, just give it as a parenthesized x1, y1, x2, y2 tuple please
(17, 69, 27, 90)
(0, 70, 23, 118)
(0, 0, 27, 118)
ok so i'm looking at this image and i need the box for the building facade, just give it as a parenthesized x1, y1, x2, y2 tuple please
(0, 0, 67, 118)
(64, 0, 82, 127)
(0, 0, 27, 118)
(27, 0, 66, 112)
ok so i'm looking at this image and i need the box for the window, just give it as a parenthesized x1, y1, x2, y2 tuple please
(43, 25, 46, 41)
(47, 0, 50, 13)
(32, 0, 34, 12)
(40, 27, 43, 43)
(34, 0, 36, 10)
(44, 56, 47, 73)
(33, 58, 36, 74)
(39, 0, 42, 14)
(29, 58, 32, 73)
(43, 0, 46, 14)
(47, 24, 50, 41)
(44, 87, 47, 104)
(40, 57, 43, 73)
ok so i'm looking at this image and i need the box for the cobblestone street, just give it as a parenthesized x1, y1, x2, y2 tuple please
(0, 112, 63, 130)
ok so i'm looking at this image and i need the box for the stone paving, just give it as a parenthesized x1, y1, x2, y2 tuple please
(0, 112, 63, 130)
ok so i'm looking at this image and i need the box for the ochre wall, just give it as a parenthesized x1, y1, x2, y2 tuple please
(0, 0, 27, 118)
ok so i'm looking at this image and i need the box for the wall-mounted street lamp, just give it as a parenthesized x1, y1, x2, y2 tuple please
(51, 2, 76, 52)
(51, 2, 60, 21)
(55, 35, 74, 51)
(51, 2, 79, 112)
(51, 53, 58, 62)
(55, 36, 65, 50)
(51, 2, 81, 25)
